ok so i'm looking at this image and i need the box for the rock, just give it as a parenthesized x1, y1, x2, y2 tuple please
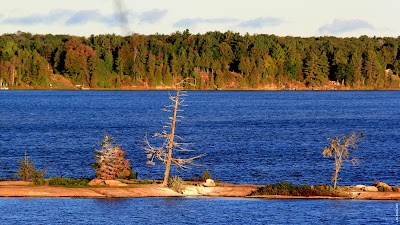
(182, 186, 201, 196)
(203, 179, 215, 187)
(350, 192, 361, 199)
(364, 186, 379, 192)
(104, 180, 127, 187)
(196, 186, 212, 195)
(355, 185, 366, 190)
(88, 179, 106, 186)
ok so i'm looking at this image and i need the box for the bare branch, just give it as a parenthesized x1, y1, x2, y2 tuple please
(142, 80, 204, 186)
(322, 131, 363, 189)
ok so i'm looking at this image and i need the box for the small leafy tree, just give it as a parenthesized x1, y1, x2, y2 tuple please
(144, 80, 205, 186)
(93, 134, 132, 180)
(201, 170, 212, 181)
(17, 151, 46, 183)
(322, 132, 363, 189)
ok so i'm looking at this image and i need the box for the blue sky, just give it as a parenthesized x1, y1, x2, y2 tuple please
(1, 0, 398, 37)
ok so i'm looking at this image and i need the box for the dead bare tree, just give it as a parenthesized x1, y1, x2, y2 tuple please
(144, 81, 205, 186)
(322, 132, 363, 189)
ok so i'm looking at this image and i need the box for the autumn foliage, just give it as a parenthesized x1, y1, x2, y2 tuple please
(1, 31, 400, 89)
(93, 134, 131, 180)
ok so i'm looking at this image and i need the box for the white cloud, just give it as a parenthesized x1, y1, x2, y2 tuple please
(238, 17, 283, 28)
(318, 19, 374, 35)
(139, 9, 168, 24)
(0, 0, 399, 37)
(174, 18, 238, 28)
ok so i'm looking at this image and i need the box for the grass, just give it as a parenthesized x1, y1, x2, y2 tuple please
(134, 180, 154, 185)
(250, 182, 341, 197)
(47, 177, 90, 187)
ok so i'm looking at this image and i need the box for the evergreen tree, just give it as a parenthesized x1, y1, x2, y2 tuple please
(93, 134, 132, 180)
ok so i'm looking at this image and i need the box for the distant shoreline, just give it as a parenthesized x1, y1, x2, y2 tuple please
(2, 87, 400, 91)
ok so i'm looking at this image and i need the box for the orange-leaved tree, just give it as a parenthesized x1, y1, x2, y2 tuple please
(93, 134, 133, 180)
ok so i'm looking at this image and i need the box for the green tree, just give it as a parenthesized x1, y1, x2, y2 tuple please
(303, 50, 329, 87)
(217, 42, 234, 72)
(104, 50, 114, 72)
(350, 52, 363, 88)
(17, 152, 46, 183)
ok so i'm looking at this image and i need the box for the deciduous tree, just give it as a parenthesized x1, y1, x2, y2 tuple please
(322, 132, 363, 189)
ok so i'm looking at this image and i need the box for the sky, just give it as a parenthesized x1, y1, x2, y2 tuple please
(0, 0, 399, 37)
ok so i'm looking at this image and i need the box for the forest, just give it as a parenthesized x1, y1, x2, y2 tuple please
(0, 30, 400, 90)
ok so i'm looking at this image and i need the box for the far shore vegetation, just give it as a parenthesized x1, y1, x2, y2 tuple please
(1, 30, 400, 91)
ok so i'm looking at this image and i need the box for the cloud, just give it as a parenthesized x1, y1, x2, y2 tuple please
(0, 9, 135, 27)
(139, 9, 168, 24)
(174, 18, 238, 28)
(319, 19, 374, 34)
(238, 17, 283, 28)
(1, 9, 72, 25)
(65, 10, 103, 25)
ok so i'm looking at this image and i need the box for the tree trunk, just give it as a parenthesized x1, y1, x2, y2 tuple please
(162, 90, 180, 186)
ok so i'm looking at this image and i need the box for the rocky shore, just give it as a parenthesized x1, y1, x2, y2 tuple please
(1, 181, 400, 200)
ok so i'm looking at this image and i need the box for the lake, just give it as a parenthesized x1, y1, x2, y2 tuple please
(0, 90, 399, 185)
(0, 198, 397, 224)
(0, 90, 399, 224)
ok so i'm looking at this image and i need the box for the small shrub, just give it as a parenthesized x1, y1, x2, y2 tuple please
(378, 186, 392, 192)
(167, 176, 183, 193)
(201, 170, 212, 181)
(17, 152, 46, 184)
(392, 186, 400, 192)
(312, 184, 336, 196)
(48, 177, 90, 187)
(250, 182, 336, 197)
(34, 178, 47, 186)
(125, 168, 138, 180)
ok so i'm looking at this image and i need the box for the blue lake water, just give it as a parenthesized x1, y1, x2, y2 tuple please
(0, 90, 399, 224)
(0, 90, 399, 186)
(0, 198, 397, 224)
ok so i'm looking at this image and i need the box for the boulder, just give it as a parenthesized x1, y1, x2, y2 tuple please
(104, 180, 128, 187)
(182, 186, 201, 196)
(203, 179, 215, 187)
(355, 185, 366, 190)
(88, 179, 106, 186)
(364, 186, 379, 192)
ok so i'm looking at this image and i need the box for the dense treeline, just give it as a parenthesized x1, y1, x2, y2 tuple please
(0, 30, 400, 89)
